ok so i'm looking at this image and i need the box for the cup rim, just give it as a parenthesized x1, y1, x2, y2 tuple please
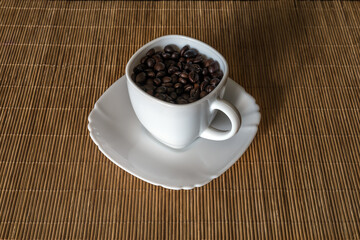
(125, 35, 229, 108)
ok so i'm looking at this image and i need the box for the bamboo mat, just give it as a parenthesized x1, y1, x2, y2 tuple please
(1, 0, 360, 239)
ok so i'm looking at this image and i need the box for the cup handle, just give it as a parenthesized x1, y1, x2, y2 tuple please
(200, 98, 241, 141)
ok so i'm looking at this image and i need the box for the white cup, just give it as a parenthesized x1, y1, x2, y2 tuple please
(126, 35, 241, 149)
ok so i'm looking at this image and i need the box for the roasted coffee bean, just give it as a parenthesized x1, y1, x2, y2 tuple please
(179, 57, 186, 63)
(146, 58, 155, 68)
(180, 72, 188, 79)
(184, 84, 193, 92)
(176, 88, 184, 95)
(190, 88, 200, 98)
(171, 52, 180, 59)
(164, 45, 176, 53)
(152, 54, 162, 62)
(184, 49, 198, 58)
(156, 86, 167, 93)
(180, 45, 189, 56)
(193, 55, 203, 63)
(208, 61, 220, 74)
(176, 97, 188, 104)
(167, 87, 175, 93)
(156, 71, 166, 78)
(162, 76, 172, 83)
(210, 78, 220, 86)
(153, 78, 162, 86)
(170, 92, 177, 99)
(154, 62, 165, 71)
(146, 89, 154, 96)
(135, 72, 146, 83)
(206, 85, 215, 93)
(174, 83, 182, 89)
(188, 97, 197, 103)
(181, 93, 190, 100)
(168, 65, 179, 74)
(211, 70, 223, 79)
(200, 80, 209, 91)
(146, 48, 155, 57)
(165, 60, 176, 68)
(188, 71, 199, 83)
(147, 71, 155, 78)
(140, 56, 148, 64)
(162, 52, 171, 59)
(162, 83, 173, 87)
(202, 68, 209, 76)
(132, 44, 223, 104)
(146, 79, 154, 85)
(179, 78, 187, 84)
(134, 64, 146, 74)
(177, 62, 183, 70)
(200, 91, 207, 98)
(204, 59, 214, 67)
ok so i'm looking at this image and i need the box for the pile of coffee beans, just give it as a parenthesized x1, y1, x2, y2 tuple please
(131, 45, 223, 104)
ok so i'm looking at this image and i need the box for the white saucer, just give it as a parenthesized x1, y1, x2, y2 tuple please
(88, 75, 260, 190)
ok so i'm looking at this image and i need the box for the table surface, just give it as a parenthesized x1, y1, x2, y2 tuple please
(1, 0, 359, 239)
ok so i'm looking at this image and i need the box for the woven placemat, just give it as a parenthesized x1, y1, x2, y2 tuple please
(1, 0, 359, 239)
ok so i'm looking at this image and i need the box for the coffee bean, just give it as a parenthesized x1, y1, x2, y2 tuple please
(200, 80, 209, 91)
(140, 56, 148, 64)
(156, 71, 166, 78)
(146, 89, 154, 96)
(156, 86, 167, 93)
(180, 72, 188, 79)
(193, 55, 203, 63)
(176, 97, 188, 104)
(190, 88, 200, 98)
(135, 72, 146, 83)
(146, 48, 155, 57)
(171, 75, 178, 83)
(162, 83, 173, 87)
(162, 76, 172, 83)
(211, 70, 223, 79)
(146, 58, 155, 68)
(146, 79, 154, 85)
(154, 62, 165, 72)
(171, 52, 180, 59)
(181, 93, 190, 100)
(180, 45, 189, 56)
(189, 71, 199, 83)
(170, 92, 177, 99)
(164, 45, 176, 53)
(132, 44, 223, 104)
(208, 61, 220, 74)
(134, 64, 146, 74)
(165, 60, 176, 68)
(202, 68, 209, 76)
(204, 59, 214, 67)
(184, 84, 193, 92)
(153, 78, 161, 85)
(147, 71, 155, 78)
(184, 49, 198, 58)
(152, 54, 162, 62)
(162, 52, 171, 59)
(206, 85, 215, 93)
(200, 91, 207, 98)
(167, 87, 175, 93)
(210, 78, 220, 86)
(179, 78, 187, 84)
(168, 65, 179, 74)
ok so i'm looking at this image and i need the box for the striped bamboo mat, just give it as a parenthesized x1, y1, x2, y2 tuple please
(1, 0, 359, 239)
